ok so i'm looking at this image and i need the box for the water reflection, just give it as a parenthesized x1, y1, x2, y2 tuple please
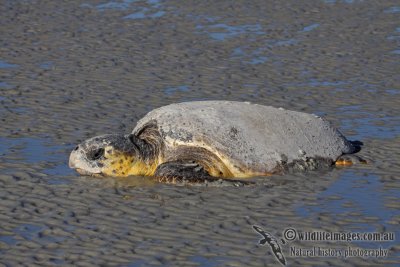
(337, 106, 400, 140)
(196, 23, 264, 41)
(323, 0, 361, 4)
(39, 61, 54, 70)
(231, 46, 269, 65)
(0, 60, 19, 69)
(0, 81, 14, 89)
(124, 9, 165, 19)
(300, 23, 320, 32)
(297, 171, 399, 248)
(96, 0, 137, 11)
(384, 6, 400, 14)
(0, 137, 75, 181)
(82, 0, 166, 19)
(164, 85, 190, 96)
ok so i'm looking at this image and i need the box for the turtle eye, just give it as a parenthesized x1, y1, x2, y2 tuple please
(91, 148, 104, 160)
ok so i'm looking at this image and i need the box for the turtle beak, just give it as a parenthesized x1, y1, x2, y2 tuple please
(68, 146, 80, 169)
(69, 145, 102, 176)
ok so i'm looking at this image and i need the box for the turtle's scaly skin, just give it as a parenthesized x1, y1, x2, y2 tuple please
(69, 101, 357, 181)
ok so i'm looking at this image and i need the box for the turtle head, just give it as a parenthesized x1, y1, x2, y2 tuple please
(69, 134, 151, 177)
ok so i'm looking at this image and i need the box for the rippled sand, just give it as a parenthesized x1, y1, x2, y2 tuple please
(1, 0, 399, 266)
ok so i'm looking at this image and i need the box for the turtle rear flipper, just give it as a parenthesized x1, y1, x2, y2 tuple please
(154, 161, 253, 186)
(335, 140, 366, 166)
(335, 154, 368, 166)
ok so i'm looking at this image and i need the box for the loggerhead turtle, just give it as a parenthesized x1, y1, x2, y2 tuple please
(69, 101, 363, 184)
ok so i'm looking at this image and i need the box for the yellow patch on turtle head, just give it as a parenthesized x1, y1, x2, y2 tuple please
(100, 146, 157, 177)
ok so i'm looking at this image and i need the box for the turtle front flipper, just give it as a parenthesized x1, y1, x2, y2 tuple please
(154, 161, 253, 186)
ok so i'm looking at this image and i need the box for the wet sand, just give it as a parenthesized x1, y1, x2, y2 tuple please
(1, 0, 399, 266)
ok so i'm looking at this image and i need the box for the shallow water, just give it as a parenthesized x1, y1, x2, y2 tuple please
(1, 0, 399, 266)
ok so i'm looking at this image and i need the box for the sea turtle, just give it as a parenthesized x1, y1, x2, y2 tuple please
(69, 101, 363, 184)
